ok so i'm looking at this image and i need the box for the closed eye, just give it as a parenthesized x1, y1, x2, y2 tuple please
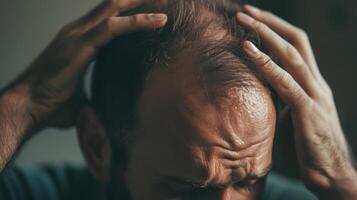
(160, 177, 202, 194)
(233, 179, 259, 192)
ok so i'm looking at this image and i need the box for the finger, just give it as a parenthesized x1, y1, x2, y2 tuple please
(85, 13, 167, 47)
(237, 12, 319, 96)
(77, 0, 147, 31)
(243, 5, 326, 86)
(243, 41, 311, 110)
(111, 13, 167, 35)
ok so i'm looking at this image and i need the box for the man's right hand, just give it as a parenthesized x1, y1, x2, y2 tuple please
(14, 0, 167, 129)
(0, 0, 167, 171)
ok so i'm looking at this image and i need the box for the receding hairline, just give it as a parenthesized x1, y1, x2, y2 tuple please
(90, 0, 268, 168)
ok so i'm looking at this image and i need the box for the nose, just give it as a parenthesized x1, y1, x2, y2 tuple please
(218, 189, 231, 200)
(218, 187, 235, 200)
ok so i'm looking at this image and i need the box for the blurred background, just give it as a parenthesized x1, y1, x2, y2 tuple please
(0, 0, 356, 167)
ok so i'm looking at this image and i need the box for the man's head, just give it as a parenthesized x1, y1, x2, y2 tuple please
(77, 0, 277, 199)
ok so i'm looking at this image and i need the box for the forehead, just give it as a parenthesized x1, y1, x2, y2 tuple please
(139, 57, 276, 142)
(135, 59, 276, 182)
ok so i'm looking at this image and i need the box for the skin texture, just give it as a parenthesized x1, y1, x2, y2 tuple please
(0, 1, 356, 200)
(122, 57, 276, 200)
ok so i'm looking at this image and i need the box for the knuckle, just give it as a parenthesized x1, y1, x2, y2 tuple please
(292, 27, 309, 43)
(261, 56, 274, 68)
(103, 19, 113, 32)
(324, 85, 334, 97)
(293, 86, 315, 111)
(264, 63, 283, 83)
(288, 86, 310, 109)
(292, 87, 308, 104)
(296, 28, 309, 40)
(262, 10, 274, 18)
(275, 72, 302, 103)
(276, 71, 293, 89)
(252, 7, 264, 16)
(90, 19, 113, 43)
(296, 96, 313, 112)
(254, 21, 268, 33)
(256, 53, 274, 68)
(314, 82, 333, 100)
(285, 43, 300, 58)
(285, 44, 306, 66)
(94, 18, 113, 34)
(129, 15, 140, 26)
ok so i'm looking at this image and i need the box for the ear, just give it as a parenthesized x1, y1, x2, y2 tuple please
(76, 105, 112, 182)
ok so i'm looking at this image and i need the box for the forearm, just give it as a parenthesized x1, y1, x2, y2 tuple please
(0, 84, 34, 172)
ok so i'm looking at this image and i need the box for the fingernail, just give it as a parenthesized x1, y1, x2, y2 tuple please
(244, 5, 261, 15)
(243, 41, 259, 56)
(237, 12, 254, 24)
(148, 13, 167, 22)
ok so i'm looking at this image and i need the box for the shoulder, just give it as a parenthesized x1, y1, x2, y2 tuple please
(0, 164, 99, 200)
(263, 171, 318, 200)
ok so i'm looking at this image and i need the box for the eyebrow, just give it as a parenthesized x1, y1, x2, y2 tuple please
(162, 176, 204, 188)
(162, 163, 273, 188)
(245, 163, 273, 180)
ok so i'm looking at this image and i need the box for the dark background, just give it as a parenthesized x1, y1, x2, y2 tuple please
(0, 0, 356, 168)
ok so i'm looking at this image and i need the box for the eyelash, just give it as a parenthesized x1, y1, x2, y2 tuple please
(169, 181, 257, 196)
(233, 182, 257, 192)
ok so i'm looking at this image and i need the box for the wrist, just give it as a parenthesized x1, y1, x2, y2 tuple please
(0, 83, 43, 171)
(1, 84, 38, 133)
(306, 167, 357, 200)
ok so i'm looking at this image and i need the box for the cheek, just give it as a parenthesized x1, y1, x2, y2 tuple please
(123, 142, 158, 200)
(124, 162, 149, 199)
(123, 140, 185, 200)
(124, 157, 180, 200)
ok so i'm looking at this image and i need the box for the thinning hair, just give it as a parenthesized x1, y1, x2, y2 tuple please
(91, 0, 265, 168)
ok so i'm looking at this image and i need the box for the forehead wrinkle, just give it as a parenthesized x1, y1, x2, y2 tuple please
(195, 146, 233, 186)
(218, 134, 272, 161)
(193, 137, 272, 186)
(176, 113, 274, 183)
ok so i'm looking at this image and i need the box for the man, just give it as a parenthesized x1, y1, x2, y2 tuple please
(0, 0, 356, 199)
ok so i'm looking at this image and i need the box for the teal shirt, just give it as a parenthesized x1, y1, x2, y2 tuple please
(0, 165, 317, 200)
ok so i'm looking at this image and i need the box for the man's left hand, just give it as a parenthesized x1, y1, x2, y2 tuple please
(237, 5, 357, 200)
